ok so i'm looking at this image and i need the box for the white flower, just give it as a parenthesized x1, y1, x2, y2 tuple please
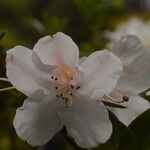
(105, 17, 150, 48)
(108, 35, 150, 126)
(6, 32, 122, 148)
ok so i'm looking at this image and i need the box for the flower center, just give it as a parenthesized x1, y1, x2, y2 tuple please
(50, 64, 81, 107)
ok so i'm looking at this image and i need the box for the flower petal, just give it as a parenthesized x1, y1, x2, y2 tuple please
(58, 94, 112, 148)
(32, 51, 57, 73)
(6, 46, 51, 96)
(79, 50, 122, 100)
(117, 49, 150, 94)
(79, 56, 86, 64)
(33, 32, 79, 67)
(109, 96, 150, 126)
(112, 35, 143, 66)
(13, 90, 62, 146)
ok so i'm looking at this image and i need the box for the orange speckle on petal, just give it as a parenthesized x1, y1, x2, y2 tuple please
(58, 64, 73, 80)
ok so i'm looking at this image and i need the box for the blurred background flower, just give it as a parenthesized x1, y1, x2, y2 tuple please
(105, 17, 150, 48)
(0, 0, 150, 150)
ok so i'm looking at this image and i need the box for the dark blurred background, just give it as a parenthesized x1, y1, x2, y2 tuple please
(0, 0, 150, 150)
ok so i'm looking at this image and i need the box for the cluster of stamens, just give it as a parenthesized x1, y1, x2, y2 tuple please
(50, 75, 80, 107)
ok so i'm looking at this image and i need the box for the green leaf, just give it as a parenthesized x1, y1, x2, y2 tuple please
(0, 31, 5, 41)
(10, 94, 26, 108)
(142, 134, 150, 150)
(129, 109, 150, 147)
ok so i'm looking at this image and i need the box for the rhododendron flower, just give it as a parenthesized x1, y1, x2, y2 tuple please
(6, 32, 122, 148)
(105, 17, 150, 48)
(108, 35, 150, 126)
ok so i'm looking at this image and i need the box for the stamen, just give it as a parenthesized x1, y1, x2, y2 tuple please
(115, 88, 130, 101)
(105, 94, 127, 103)
(71, 85, 74, 89)
(56, 86, 68, 98)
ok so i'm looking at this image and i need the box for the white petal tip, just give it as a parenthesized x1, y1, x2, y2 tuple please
(146, 91, 150, 96)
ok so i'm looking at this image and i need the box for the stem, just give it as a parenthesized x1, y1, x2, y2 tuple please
(0, 77, 10, 82)
(0, 87, 15, 92)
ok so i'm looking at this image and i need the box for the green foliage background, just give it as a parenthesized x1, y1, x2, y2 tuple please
(0, 0, 150, 150)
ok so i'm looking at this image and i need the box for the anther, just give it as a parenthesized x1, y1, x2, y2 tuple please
(71, 85, 74, 89)
(60, 93, 63, 97)
(70, 93, 73, 96)
(71, 77, 73, 80)
(76, 86, 81, 90)
(51, 76, 54, 79)
(115, 88, 130, 101)
(55, 87, 58, 90)
(122, 95, 129, 102)
(57, 95, 59, 98)
(55, 78, 58, 81)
